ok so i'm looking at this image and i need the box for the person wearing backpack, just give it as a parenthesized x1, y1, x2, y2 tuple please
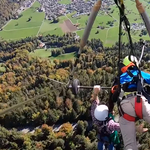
(109, 55, 149, 150)
(91, 85, 121, 150)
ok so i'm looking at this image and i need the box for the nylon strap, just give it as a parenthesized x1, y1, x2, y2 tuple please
(114, 0, 136, 107)
(114, 0, 135, 70)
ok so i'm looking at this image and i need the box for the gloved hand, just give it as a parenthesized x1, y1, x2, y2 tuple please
(93, 85, 101, 95)
(91, 85, 101, 103)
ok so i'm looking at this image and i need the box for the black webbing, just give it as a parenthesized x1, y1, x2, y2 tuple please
(114, 0, 137, 92)
(114, 0, 135, 64)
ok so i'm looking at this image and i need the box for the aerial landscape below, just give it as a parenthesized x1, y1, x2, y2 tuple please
(0, 0, 150, 150)
(0, 0, 150, 47)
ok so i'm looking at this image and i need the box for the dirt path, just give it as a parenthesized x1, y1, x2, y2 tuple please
(60, 19, 77, 33)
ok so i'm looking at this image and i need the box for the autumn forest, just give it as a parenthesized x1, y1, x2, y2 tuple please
(0, 33, 150, 149)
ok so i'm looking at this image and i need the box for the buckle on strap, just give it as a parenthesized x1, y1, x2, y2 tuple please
(137, 92, 142, 103)
(137, 94, 142, 97)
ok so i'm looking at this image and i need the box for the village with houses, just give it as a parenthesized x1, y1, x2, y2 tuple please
(37, 0, 115, 20)
(6, 0, 146, 34)
(36, 0, 146, 31)
(0, 0, 147, 40)
(17, 0, 35, 14)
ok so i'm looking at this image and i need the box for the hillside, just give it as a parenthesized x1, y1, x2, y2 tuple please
(0, 0, 25, 28)
(1, 0, 150, 47)
(0, 34, 150, 149)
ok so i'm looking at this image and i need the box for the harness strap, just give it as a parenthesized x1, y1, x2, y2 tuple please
(126, 69, 134, 78)
(121, 62, 135, 73)
(114, 0, 135, 58)
(123, 113, 136, 121)
(135, 97, 143, 119)
(119, 96, 143, 122)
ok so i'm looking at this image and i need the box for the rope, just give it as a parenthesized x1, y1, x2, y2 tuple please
(138, 41, 146, 66)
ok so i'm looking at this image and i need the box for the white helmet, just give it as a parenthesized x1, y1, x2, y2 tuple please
(94, 105, 109, 121)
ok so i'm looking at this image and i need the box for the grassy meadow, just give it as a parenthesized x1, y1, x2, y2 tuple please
(0, 0, 150, 47)
(29, 48, 76, 63)
(0, 1, 44, 40)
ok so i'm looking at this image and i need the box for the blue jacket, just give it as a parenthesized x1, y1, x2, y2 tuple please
(120, 70, 150, 88)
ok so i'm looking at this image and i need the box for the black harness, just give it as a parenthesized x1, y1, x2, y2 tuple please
(112, 0, 146, 120)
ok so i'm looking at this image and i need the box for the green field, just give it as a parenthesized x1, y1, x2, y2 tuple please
(30, 48, 52, 58)
(58, 0, 71, 4)
(0, 1, 66, 40)
(38, 16, 66, 36)
(30, 48, 76, 62)
(0, 1, 44, 40)
(66, 12, 78, 24)
(0, 0, 150, 46)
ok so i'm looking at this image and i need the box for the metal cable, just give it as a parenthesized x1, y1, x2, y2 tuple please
(0, 93, 47, 116)
(47, 77, 67, 85)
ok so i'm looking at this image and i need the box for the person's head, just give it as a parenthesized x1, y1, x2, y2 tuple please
(94, 104, 109, 121)
(123, 55, 138, 66)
